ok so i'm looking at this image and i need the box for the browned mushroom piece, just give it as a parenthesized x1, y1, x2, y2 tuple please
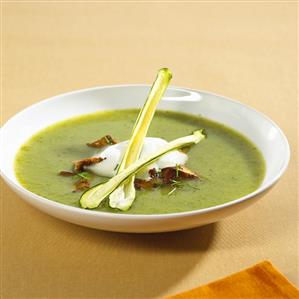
(73, 157, 106, 172)
(134, 178, 159, 190)
(58, 170, 76, 177)
(177, 165, 198, 178)
(161, 166, 198, 184)
(87, 135, 117, 148)
(73, 179, 90, 192)
(148, 168, 160, 179)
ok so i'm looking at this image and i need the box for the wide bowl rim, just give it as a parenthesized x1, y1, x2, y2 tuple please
(0, 84, 291, 220)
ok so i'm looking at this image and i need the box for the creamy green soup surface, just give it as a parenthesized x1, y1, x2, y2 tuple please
(15, 109, 265, 214)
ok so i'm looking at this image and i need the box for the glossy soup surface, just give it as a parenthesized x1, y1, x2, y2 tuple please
(15, 109, 265, 214)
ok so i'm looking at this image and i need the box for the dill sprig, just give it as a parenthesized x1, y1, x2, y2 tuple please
(167, 179, 201, 196)
(73, 171, 92, 180)
(167, 187, 177, 196)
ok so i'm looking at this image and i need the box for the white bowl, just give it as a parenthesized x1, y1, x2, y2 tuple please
(0, 85, 290, 233)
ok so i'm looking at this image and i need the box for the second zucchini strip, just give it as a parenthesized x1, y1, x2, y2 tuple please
(109, 68, 172, 210)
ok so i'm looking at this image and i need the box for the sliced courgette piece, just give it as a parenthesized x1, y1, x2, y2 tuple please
(80, 130, 206, 210)
(109, 68, 172, 210)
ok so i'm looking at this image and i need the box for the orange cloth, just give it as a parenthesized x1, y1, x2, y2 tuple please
(166, 261, 299, 299)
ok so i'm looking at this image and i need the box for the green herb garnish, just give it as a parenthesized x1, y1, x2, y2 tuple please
(186, 183, 201, 190)
(73, 171, 92, 180)
(167, 179, 201, 196)
(167, 187, 177, 196)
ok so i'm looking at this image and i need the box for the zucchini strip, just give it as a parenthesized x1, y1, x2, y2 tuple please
(80, 130, 206, 209)
(109, 68, 172, 210)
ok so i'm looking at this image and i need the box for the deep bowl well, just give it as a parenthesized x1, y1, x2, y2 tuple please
(0, 85, 290, 233)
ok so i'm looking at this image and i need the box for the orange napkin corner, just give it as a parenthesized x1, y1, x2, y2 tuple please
(166, 261, 299, 299)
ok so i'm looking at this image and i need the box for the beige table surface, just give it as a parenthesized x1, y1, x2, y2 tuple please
(1, 2, 298, 299)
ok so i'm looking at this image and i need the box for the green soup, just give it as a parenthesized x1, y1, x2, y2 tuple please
(15, 109, 265, 214)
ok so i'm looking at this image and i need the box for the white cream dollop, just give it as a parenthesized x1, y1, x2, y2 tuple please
(86, 137, 188, 180)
